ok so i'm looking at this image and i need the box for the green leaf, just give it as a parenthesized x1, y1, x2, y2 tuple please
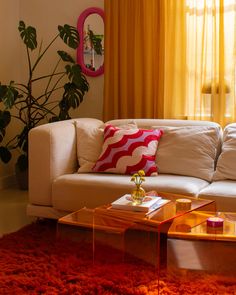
(0, 110, 11, 129)
(57, 50, 75, 63)
(63, 83, 80, 109)
(16, 154, 28, 171)
(49, 116, 60, 123)
(18, 21, 37, 50)
(17, 126, 29, 152)
(88, 30, 103, 55)
(0, 84, 18, 109)
(65, 64, 89, 90)
(0, 129, 5, 143)
(58, 24, 79, 49)
(0, 146, 12, 163)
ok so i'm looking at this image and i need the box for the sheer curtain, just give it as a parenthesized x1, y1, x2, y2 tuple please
(164, 0, 236, 125)
(103, 0, 165, 121)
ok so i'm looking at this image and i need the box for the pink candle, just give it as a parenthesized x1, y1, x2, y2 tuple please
(207, 217, 224, 228)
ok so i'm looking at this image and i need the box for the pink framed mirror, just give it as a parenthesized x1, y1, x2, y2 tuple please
(77, 7, 104, 77)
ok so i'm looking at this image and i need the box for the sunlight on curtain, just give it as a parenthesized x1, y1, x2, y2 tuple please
(165, 0, 236, 126)
(103, 0, 164, 121)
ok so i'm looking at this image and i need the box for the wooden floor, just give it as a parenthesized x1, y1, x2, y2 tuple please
(0, 187, 33, 236)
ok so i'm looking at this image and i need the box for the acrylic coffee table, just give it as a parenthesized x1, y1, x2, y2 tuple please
(58, 192, 216, 268)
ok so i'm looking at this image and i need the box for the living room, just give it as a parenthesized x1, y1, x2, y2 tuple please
(0, 0, 236, 294)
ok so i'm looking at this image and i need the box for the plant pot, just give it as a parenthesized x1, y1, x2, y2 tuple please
(15, 165, 28, 190)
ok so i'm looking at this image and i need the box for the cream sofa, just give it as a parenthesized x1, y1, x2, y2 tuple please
(27, 118, 236, 219)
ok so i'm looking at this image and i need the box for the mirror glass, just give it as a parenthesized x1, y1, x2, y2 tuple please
(77, 7, 104, 77)
(83, 14, 104, 72)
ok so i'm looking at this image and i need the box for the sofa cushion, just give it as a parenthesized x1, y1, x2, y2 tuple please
(76, 121, 137, 173)
(213, 124, 236, 181)
(198, 180, 236, 212)
(52, 173, 209, 212)
(155, 126, 221, 182)
(76, 120, 104, 173)
(92, 124, 163, 176)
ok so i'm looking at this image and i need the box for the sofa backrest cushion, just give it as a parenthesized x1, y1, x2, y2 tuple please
(213, 123, 236, 181)
(76, 119, 104, 173)
(76, 120, 137, 173)
(155, 126, 221, 182)
(92, 124, 163, 176)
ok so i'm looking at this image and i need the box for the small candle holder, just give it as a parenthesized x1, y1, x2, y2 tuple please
(176, 198, 192, 213)
(207, 216, 224, 228)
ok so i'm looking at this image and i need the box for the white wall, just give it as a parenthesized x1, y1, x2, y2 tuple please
(0, 0, 104, 188)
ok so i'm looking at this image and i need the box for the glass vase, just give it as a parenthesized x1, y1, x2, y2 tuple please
(131, 185, 146, 205)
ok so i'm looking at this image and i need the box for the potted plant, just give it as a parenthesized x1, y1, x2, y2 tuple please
(0, 20, 89, 189)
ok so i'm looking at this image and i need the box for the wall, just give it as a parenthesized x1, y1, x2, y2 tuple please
(0, 0, 21, 188)
(0, 0, 104, 188)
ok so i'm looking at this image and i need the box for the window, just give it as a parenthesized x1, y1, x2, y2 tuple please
(185, 0, 236, 121)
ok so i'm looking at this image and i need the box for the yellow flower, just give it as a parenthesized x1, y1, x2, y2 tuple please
(130, 170, 146, 185)
(138, 170, 145, 176)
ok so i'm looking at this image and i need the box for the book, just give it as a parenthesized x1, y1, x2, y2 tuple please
(145, 199, 171, 216)
(111, 194, 162, 213)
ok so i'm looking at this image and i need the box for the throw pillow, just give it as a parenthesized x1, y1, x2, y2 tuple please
(155, 126, 221, 182)
(213, 124, 236, 180)
(76, 121, 137, 173)
(92, 124, 163, 176)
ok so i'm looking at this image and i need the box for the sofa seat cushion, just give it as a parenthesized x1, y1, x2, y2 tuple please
(52, 173, 209, 212)
(198, 180, 236, 212)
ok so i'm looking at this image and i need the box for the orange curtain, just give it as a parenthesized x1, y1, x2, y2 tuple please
(103, 0, 165, 121)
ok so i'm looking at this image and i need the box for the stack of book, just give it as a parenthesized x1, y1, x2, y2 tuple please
(111, 194, 169, 215)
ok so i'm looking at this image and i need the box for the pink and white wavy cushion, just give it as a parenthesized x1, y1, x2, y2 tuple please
(92, 124, 163, 176)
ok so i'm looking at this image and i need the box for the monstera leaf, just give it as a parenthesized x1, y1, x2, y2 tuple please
(0, 83, 19, 109)
(57, 50, 75, 63)
(0, 110, 11, 129)
(58, 24, 79, 49)
(65, 64, 89, 90)
(62, 82, 84, 109)
(18, 21, 37, 50)
(0, 110, 11, 143)
(0, 146, 11, 163)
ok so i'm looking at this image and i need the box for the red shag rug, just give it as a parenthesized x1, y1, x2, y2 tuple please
(0, 221, 236, 295)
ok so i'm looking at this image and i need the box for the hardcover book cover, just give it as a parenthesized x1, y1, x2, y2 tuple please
(111, 194, 162, 213)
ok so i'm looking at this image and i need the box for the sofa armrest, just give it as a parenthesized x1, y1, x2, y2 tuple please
(29, 119, 78, 206)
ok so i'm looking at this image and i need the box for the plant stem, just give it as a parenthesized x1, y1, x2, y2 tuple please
(31, 71, 65, 83)
(32, 34, 59, 72)
(44, 73, 66, 103)
(44, 58, 62, 97)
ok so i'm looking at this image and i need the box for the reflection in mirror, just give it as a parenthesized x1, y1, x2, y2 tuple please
(77, 7, 104, 77)
(83, 14, 104, 72)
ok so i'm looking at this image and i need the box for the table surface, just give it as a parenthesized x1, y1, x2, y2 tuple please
(58, 192, 215, 233)
(168, 211, 236, 242)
